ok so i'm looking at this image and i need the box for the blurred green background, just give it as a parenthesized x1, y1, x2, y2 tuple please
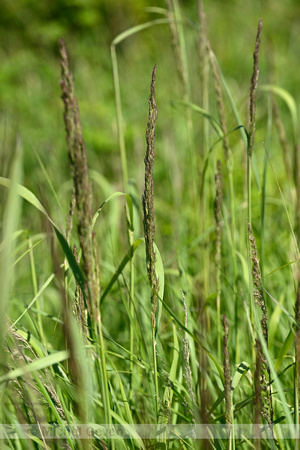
(1, 0, 300, 235)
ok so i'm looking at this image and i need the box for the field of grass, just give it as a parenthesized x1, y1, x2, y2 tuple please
(1, 0, 300, 448)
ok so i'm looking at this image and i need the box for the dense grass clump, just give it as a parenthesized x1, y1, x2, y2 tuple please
(1, 1, 300, 449)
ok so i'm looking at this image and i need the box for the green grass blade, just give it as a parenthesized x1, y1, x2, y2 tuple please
(0, 350, 70, 384)
(11, 271, 56, 328)
(274, 327, 295, 371)
(112, 19, 171, 46)
(92, 191, 133, 231)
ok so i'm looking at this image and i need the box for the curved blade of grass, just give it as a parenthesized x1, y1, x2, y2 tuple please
(0, 177, 87, 299)
(92, 191, 133, 231)
(266, 261, 297, 277)
(32, 146, 64, 215)
(0, 350, 70, 384)
(112, 19, 171, 46)
(173, 100, 223, 137)
(10, 271, 56, 328)
(260, 84, 298, 142)
(0, 177, 48, 217)
(144, 7, 168, 15)
(54, 228, 87, 300)
(12, 236, 46, 268)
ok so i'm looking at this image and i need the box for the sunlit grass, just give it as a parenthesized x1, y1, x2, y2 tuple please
(1, 2, 300, 449)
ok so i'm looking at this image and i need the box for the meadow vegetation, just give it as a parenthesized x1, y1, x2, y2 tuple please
(1, 0, 300, 448)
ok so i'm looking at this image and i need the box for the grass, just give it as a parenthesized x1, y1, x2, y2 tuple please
(1, 1, 300, 448)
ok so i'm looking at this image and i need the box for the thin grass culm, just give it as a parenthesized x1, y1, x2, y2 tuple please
(142, 64, 160, 418)
(59, 39, 99, 320)
(214, 160, 223, 359)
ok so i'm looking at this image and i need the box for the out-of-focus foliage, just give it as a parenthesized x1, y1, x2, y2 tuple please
(1, 0, 300, 222)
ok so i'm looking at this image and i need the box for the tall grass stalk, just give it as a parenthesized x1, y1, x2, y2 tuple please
(60, 39, 100, 318)
(247, 20, 263, 364)
(110, 40, 136, 403)
(59, 39, 112, 435)
(142, 64, 160, 417)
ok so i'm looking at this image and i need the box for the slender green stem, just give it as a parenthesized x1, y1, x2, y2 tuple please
(228, 169, 239, 363)
(247, 155, 255, 363)
(111, 37, 136, 407)
(111, 44, 128, 192)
